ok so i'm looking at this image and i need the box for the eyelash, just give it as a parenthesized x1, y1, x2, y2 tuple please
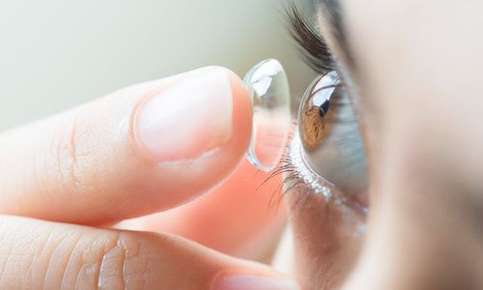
(286, 5, 336, 75)
(274, 131, 368, 215)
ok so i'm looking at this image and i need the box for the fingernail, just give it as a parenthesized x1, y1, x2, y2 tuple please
(135, 67, 234, 162)
(211, 273, 300, 290)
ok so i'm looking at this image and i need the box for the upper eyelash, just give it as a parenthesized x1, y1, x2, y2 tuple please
(286, 5, 336, 74)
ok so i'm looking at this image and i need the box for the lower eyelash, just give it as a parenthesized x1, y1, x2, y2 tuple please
(283, 130, 335, 199)
(262, 127, 334, 208)
(268, 128, 368, 216)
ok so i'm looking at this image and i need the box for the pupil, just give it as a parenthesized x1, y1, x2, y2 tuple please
(319, 100, 330, 117)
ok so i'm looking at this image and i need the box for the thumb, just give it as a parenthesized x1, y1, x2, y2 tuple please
(0, 215, 299, 290)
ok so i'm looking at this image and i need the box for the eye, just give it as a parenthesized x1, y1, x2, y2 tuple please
(295, 71, 369, 210)
(299, 71, 339, 151)
(283, 4, 368, 211)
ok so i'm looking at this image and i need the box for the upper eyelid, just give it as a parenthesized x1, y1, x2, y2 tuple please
(316, 1, 359, 75)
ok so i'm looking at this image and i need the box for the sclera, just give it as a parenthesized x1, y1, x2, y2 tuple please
(243, 59, 292, 172)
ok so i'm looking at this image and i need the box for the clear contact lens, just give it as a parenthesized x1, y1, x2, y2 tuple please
(243, 59, 291, 172)
(298, 71, 368, 201)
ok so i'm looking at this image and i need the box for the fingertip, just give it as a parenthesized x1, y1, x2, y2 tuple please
(225, 66, 254, 163)
(0, 65, 254, 225)
(131, 66, 253, 210)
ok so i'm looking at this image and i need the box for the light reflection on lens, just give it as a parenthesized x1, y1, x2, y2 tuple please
(244, 59, 291, 172)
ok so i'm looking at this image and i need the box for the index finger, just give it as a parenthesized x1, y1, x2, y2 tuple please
(0, 67, 252, 225)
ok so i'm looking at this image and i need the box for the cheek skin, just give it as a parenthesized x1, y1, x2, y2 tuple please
(286, 187, 364, 290)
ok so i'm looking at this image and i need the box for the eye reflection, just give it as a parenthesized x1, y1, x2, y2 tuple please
(297, 72, 369, 207)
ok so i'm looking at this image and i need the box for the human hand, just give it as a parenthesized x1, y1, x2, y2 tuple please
(0, 67, 297, 289)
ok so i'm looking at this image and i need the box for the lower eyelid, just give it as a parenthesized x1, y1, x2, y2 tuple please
(284, 131, 333, 199)
(280, 129, 368, 217)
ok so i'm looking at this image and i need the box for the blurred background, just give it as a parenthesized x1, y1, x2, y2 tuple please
(0, 0, 315, 131)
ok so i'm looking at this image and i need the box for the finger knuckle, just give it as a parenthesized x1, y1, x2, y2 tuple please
(75, 232, 151, 290)
(51, 115, 89, 194)
(0, 221, 175, 290)
(36, 230, 154, 290)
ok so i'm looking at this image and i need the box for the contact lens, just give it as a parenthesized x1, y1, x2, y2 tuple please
(298, 72, 368, 199)
(243, 59, 291, 172)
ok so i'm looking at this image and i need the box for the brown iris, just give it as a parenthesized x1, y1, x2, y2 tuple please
(300, 89, 336, 152)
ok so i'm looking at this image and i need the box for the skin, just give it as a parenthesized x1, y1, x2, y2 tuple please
(287, 1, 483, 289)
(2, 1, 483, 289)
(0, 67, 290, 289)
